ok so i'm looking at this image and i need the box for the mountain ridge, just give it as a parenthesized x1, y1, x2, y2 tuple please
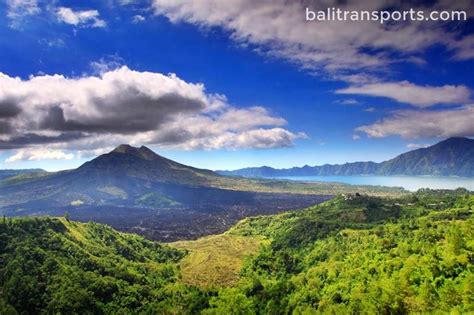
(0, 168, 46, 181)
(218, 137, 474, 177)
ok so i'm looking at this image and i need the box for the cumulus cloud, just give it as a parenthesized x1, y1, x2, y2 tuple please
(56, 7, 106, 28)
(178, 128, 306, 151)
(151, 0, 473, 77)
(337, 81, 471, 107)
(0, 67, 304, 158)
(6, 148, 74, 163)
(356, 105, 474, 139)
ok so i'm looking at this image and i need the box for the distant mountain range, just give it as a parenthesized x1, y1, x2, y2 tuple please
(218, 137, 474, 178)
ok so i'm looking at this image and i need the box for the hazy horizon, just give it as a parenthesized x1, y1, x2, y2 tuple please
(1, 137, 472, 173)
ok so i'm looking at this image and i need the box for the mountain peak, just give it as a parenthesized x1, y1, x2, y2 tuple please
(436, 137, 472, 146)
(137, 145, 157, 160)
(113, 144, 138, 154)
(75, 142, 219, 185)
(111, 144, 158, 161)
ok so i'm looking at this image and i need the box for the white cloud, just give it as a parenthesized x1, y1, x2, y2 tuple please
(151, 0, 474, 77)
(179, 128, 306, 151)
(449, 34, 474, 60)
(146, 0, 473, 144)
(337, 81, 471, 107)
(132, 15, 145, 23)
(118, 0, 137, 5)
(6, 149, 74, 163)
(337, 99, 360, 106)
(5, 0, 40, 28)
(56, 7, 106, 28)
(334, 73, 380, 85)
(38, 38, 66, 48)
(0, 67, 304, 153)
(405, 56, 427, 66)
(89, 56, 124, 74)
(6, 0, 40, 18)
(406, 143, 430, 149)
(356, 105, 474, 139)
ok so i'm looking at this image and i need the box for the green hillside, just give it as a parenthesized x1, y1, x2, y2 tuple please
(0, 217, 195, 314)
(1, 189, 473, 314)
(220, 189, 474, 314)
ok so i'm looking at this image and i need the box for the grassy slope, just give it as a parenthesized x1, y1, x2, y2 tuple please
(171, 234, 267, 288)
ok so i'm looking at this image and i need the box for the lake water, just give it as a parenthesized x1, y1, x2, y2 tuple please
(273, 176, 474, 192)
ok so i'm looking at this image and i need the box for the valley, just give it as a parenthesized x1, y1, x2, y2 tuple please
(1, 189, 472, 314)
(0, 144, 403, 241)
(16, 192, 331, 241)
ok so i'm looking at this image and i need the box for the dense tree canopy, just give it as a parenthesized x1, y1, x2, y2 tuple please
(1, 189, 473, 314)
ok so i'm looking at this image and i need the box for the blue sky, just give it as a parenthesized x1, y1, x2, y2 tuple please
(0, 0, 473, 171)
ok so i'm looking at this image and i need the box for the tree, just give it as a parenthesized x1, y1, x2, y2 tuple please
(204, 289, 255, 315)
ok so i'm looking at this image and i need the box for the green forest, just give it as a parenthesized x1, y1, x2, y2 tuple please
(1, 189, 473, 314)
